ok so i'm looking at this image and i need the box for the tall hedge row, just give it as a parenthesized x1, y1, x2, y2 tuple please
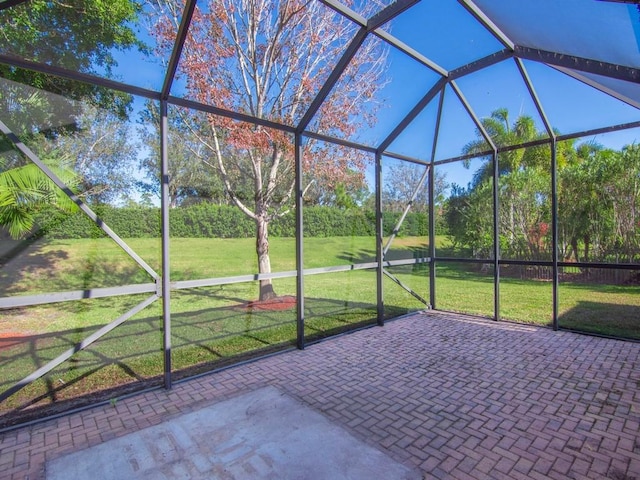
(34, 204, 429, 239)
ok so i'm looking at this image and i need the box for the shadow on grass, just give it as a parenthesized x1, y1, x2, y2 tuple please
(336, 248, 375, 265)
(336, 243, 431, 266)
(437, 262, 494, 280)
(0, 241, 69, 296)
(559, 301, 640, 340)
(0, 295, 415, 428)
(0, 237, 152, 296)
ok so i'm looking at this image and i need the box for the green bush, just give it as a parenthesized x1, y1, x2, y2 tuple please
(34, 203, 429, 239)
(170, 204, 254, 238)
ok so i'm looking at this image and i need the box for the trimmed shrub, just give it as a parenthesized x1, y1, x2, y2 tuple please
(34, 203, 429, 239)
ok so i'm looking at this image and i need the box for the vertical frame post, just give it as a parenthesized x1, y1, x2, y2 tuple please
(375, 152, 384, 326)
(515, 58, 558, 329)
(492, 151, 500, 321)
(158, 0, 198, 391)
(429, 89, 445, 310)
(450, 81, 499, 320)
(551, 139, 559, 330)
(295, 134, 305, 348)
(160, 100, 172, 389)
(428, 165, 436, 309)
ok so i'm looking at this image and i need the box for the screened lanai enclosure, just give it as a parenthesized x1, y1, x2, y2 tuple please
(0, 0, 639, 426)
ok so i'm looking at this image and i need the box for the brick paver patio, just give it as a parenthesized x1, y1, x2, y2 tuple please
(1, 311, 639, 479)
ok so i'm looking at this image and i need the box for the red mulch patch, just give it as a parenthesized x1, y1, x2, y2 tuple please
(0, 332, 30, 350)
(244, 295, 296, 311)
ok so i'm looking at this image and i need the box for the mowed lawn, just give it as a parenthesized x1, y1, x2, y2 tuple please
(0, 235, 638, 419)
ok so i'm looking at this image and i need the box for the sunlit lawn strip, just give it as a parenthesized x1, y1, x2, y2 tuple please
(2, 236, 639, 422)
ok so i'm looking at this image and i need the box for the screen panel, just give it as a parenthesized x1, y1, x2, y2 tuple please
(304, 269, 378, 341)
(558, 267, 640, 340)
(435, 261, 494, 318)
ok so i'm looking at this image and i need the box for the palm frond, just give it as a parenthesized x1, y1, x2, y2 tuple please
(0, 159, 80, 238)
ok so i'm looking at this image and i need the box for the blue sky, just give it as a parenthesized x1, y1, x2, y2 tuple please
(105, 0, 640, 199)
(360, 0, 640, 192)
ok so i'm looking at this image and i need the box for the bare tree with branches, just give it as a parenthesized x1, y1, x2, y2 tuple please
(148, 0, 387, 299)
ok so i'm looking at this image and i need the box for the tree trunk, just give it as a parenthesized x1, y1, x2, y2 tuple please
(570, 238, 580, 262)
(256, 215, 277, 301)
(583, 235, 590, 263)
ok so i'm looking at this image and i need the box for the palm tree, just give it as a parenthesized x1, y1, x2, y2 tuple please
(0, 154, 79, 239)
(463, 108, 542, 186)
(460, 108, 550, 259)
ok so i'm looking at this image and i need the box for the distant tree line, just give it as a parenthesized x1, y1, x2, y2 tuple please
(443, 109, 640, 263)
(22, 203, 430, 240)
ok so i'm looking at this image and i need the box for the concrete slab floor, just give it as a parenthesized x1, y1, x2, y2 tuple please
(46, 385, 422, 480)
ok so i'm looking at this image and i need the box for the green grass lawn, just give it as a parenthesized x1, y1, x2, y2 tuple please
(432, 261, 640, 338)
(0, 235, 638, 424)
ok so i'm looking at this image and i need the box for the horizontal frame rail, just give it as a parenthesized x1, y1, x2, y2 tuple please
(1, 259, 436, 309)
(4, 257, 633, 309)
(0, 284, 157, 309)
(436, 257, 640, 270)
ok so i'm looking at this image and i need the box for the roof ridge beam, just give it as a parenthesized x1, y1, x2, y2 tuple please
(373, 29, 449, 77)
(515, 46, 640, 84)
(367, 0, 420, 31)
(323, 1, 449, 76)
(378, 76, 447, 153)
(318, 0, 367, 27)
(457, 0, 515, 50)
(322, 1, 449, 78)
(161, 0, 197, 100)
(552, 65, 640, 110)
(449, 49, 513, 80)
(296, 27, 368, 133)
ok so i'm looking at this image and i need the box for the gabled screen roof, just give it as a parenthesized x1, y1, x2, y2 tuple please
(472, 0, 640, 70)
(0, 0, 638, 162)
